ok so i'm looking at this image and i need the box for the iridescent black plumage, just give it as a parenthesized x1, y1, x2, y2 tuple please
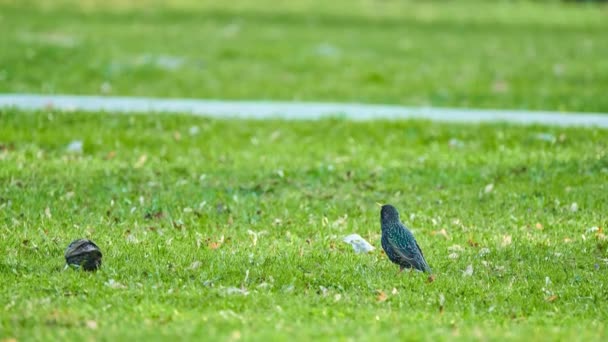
(380, 204, 431, 273)
(65, 239, 102, 271)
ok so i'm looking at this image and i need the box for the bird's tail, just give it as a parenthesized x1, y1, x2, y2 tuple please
(421, 259, 432, 274)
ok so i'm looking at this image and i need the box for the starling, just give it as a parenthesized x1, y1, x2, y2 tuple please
(64, 239, 102, 271)
(380, 204, 431, 273)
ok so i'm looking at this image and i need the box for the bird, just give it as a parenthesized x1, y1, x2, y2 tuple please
(380, 204, 431, 273)
(64, 239, 102, 271)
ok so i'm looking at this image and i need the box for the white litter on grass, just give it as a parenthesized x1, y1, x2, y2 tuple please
(342, 234, 375, 253)
(463, 264, 474, 277)
(189, 126, 200, 135)
(2, 94, 608, 127)
(104, 279, 127, 289)
(479, 247, 491, 257)
(535, 133, 557, 142)
(66, 140, 83, 153)
(448, 138, 464, 148)
(586, 226, 599, 234)
(223, 287, 249, 296)
(448, 244, 464, 253)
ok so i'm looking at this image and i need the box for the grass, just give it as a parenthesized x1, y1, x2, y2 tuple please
(0, 0, 608, 112)
(1, 0, 608, 340)
(1, 109, 607, 340)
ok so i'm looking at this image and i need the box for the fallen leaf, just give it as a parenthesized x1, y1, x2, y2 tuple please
(598, 229, 607, 241)
(535, 223, 543, 230)
(173, 131, 181, 141)
(491, 80, 509, 93)
(467, 239, 479, 247)
(427, 275, 436, 283)
(229, 330, 241, 341)
(432, 228, 449, 239)
(545, 295, 558, 302)
(208, 242, 220, 250)
(501, 235, 512, 247)
(105, 151, 116, 160)
(376, 290, 388, 302)
(484, 183, 494, 194)
(85, 320, 98, 330)
(134, 154, 148, 168)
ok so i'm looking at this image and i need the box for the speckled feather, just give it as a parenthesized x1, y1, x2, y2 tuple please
(380, 205, 431, 273)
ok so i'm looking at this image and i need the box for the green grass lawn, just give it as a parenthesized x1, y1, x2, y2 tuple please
(2, 0, 608, 340)
(1, 110, 607, 340)
(1, 0, 608, 112)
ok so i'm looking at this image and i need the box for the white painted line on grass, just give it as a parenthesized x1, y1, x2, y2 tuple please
(1, 94, 607, 127)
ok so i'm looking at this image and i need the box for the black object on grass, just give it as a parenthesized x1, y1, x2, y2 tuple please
(65, 239, 102, 271)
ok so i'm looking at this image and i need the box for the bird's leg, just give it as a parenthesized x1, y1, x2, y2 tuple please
(398, 266, 404, 274)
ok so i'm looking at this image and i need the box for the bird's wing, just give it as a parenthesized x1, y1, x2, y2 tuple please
(414, 240, 431, 272)
(415, 240, 426, 260)
(387, 228, 431, 272)
(386, 231, 417, 263)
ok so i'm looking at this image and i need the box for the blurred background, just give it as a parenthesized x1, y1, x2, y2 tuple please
(0, 0, 607, 112)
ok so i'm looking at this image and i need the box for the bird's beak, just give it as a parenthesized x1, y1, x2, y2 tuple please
(375, 202, 383, 207)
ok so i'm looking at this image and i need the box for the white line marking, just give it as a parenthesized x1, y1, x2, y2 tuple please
(1, 94, 607, 127)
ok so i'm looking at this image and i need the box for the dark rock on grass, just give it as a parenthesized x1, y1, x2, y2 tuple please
(65, 239, 102, 271)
